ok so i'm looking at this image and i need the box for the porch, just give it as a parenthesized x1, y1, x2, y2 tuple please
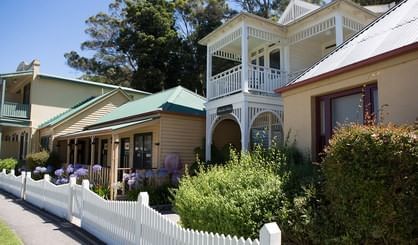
(0, 76, 31, 120)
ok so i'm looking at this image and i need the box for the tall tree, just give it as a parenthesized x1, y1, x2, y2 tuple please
(65, 1, 134, 86)
(117, 0, 182, 92)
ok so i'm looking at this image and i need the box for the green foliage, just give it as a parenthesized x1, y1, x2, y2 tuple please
(126, 184, 173, 206)
(0, 158, 18, 172)
(46, 151, 61, 169)
(65, 0, 234, 94)
(321, 124, 418, 243)
(174, 149, 287, 239)
(26, 151, 50, 170)
(92, 185, 110, 200)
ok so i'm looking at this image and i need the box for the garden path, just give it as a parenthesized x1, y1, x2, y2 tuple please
(0, 190, 104, 245)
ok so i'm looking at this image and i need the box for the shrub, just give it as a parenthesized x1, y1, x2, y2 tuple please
(126, 184, 173, 205)
(0, 158, 18, 172)
(26, 151, 49, 170)
(173, 150, 287, 239)
(321, 124, 418, 243)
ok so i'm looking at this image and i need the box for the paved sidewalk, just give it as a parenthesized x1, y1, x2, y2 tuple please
(0, 190, 104, 245)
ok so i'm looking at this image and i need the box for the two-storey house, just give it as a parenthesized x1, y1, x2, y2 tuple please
(199, 0, 387, 160)
(0, 60, 149, 160)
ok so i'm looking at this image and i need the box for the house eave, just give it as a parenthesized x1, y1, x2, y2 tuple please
(275, 41, 418, 94)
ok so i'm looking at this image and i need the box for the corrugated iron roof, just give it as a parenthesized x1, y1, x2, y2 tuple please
(289, 0, 418, 86)
(94, 86, 205, 125)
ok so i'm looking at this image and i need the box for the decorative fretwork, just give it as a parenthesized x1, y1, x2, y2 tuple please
(208, 28, 242, 54)
(213, 50, 242, 62)
(288, 17, 336, 44)
(248, 26, 280, 42)
(343, 16, 364, 32)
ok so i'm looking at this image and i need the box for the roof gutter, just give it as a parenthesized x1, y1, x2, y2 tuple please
(275, 41, 418, 94)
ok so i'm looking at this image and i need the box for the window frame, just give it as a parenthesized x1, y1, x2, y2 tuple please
(133, 132, 153, 170)
(315, 84, 377, 156)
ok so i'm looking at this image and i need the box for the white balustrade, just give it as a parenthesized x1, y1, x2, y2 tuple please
(209, 64, 242, 99)
(248, 64, 287, 94)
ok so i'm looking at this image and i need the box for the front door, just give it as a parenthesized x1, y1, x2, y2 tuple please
(133, 133, 152, 169)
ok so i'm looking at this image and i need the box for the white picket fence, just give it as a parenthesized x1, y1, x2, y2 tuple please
(0, 170, 282, 245)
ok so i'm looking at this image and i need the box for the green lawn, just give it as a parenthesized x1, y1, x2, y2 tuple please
(0, 220, 22, 245)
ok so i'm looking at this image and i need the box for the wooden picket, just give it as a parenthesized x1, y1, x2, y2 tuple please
(0, 169, 281, 245)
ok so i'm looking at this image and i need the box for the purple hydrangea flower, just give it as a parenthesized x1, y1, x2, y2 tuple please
(145, 169, 154, 178)
(66, 164, 74, 174)
(127, 178, 136, 186)
(92, 164, 102, 173)
(40, 167, 47, 173)
(123, 173, 130, 181)
(54, 168, 64, 177)
(59, 178, 68, 184)
(74, 168, 88, 177)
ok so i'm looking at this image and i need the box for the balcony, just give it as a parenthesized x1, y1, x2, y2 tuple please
(1, 101, 30, 119)
(208, 64, 293, 100)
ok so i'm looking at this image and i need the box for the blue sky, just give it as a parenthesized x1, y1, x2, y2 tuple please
(0, 1, 330, 79)
(0, 0, 112, 77)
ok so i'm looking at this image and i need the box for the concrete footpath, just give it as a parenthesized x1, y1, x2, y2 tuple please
(0, 190, 104, 245)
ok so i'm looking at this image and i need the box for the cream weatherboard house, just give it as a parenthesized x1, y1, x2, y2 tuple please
(276, 0, 418, 160)
(0, 60, 149, 160)
(199, 0, 391, 160)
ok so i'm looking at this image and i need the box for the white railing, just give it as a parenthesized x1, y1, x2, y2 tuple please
(248, 65, 286, 94)
(0, 170, 282, 245)
(209, 65, 242, 99)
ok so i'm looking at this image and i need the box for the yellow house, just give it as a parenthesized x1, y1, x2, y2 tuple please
(56, 86, 206, 197)
(0, 60, 149, 160)
(276, 0, 418, 160)
(37, 88, 133, 163)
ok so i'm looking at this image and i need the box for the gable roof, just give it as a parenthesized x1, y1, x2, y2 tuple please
(38, 88, 129, 129)
(93, 86, 205, 126)
(39, 73, 150, 95)
(277, 0, 418, 93)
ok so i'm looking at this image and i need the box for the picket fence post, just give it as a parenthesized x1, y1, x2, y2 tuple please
(1, 169, 5, 174)
(68, 176, 76, 222)
(20, 171, 26, 199)
(10, 169, 15, 176)
(81, 179, 90, 224)
(43, 174, 50, 209)
(260, 222, 281, 245)
(135, 192, 149, 245)
(24, 172, 31, 200)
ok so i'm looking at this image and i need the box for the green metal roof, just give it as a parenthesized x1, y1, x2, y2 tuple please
(38, 90, 116, 128)
(95, 86, 205, 125)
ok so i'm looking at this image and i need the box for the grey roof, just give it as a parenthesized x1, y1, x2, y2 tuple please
(290, 0, 418, 85)
(39, 73, 151, 95)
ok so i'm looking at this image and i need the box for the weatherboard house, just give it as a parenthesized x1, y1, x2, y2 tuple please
(199, 0, 392, 160)
(0, 60, 149, 160)
(276, 0, 418, 159)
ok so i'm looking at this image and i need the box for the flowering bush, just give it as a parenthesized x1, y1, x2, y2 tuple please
(53, 163, 88, 185)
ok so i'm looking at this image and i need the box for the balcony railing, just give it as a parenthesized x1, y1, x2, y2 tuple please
(208, 64, 290, 100)
(1, 101, 30, 119)
(248, 64, 287, 94)
(208, 65, 242, 99)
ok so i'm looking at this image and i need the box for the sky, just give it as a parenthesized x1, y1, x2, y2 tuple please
(0, 0, 112, 78)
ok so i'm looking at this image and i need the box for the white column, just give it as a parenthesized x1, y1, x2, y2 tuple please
(335, 13, 344, 46)
(206, 47, 212, 98)
(281, 44, 290, 84)
(241, 23, 249, 93)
